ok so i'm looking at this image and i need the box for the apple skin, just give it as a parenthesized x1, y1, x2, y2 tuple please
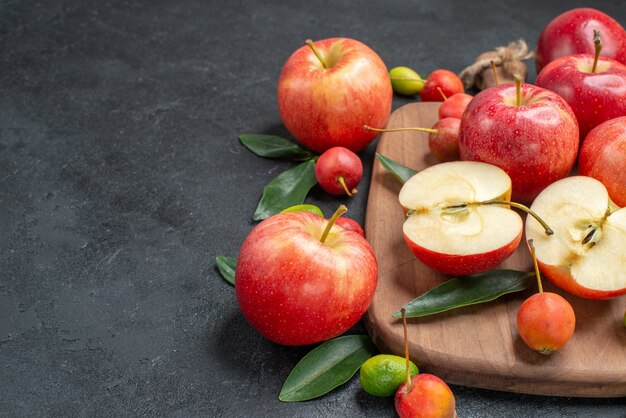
(428, 117, 461, 162)
(536, 7, 626, 72)
(535, 263, 626, 300)
(535, 54, 626, 139)
(315, 146, 363, 196)
(458, 83, 579, 203)
(403, 227, 522, 277)
(578, 116, 626, 207)
(235, 211, 378, 346)
(517, 292, 576, 355)
(336, 217, 365, 237)
(395, 374, 456, 418)
(438, 93, 473, 120)
(419, 69, 464, 102)
(278, 38, 392, 153)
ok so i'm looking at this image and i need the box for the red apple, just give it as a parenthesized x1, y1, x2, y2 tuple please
(336, 217, 365, 237)
(235, 207, 378, 346)
(277, 38, 392, 153)
(399, 161, 527, 276)
(419, 69, 464, 102)
(428, 118, 461, 162)
(579, 116, 626, 206)
(438, 93, 473, 120)
(525, 176, 626, 300)
(315, 146, 363, 196)
(536, 32, 626, 139)
(459, 79, 579, 203)
(536, 7, 626, 72)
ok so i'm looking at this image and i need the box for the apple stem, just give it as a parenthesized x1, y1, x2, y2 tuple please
(363, 125, 438, 135)
(490, 60, 499, 86)
(528, 239, 543, 293)
(592, 30, 602, 73)
(437, 87, 448, 101)
(338, 176, 357, 197)
(305, 39, 328, 69)
(478, 199, 554, 235)
(319, 205, 347, 244)
(401, 307, 412, 391)
(514, 74, 522, 106)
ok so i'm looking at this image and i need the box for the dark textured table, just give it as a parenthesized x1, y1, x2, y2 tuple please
(2, 0, 626, 416)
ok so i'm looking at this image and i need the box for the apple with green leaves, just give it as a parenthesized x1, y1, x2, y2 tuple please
(278, 38, 392, 153)
(398, 161, 552, 276)
(525, 176, 626, 300)
(235, 206, 378, 345)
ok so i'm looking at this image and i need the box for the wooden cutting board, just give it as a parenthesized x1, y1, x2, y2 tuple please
(364, 102, 626, 397)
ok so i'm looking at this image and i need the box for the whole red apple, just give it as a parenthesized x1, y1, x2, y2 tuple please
(536, 33, 626, 139)
(235, 207, 378, 346)
(428, 118, 461, 162)
(395, 374, 456, 418)
(419, 69, 464, 102)
(578, 116, 626, 207)
(277, 38, 392, 153)
(459, 80, 579, 203)
(315, 146, 363, 196)
(536, 7, 626, 72)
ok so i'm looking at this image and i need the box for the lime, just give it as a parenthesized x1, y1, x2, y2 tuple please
(389, 66, 424, 96)
(360, 354, 419, 397)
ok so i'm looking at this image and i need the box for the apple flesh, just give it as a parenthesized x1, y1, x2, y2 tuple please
(278, 38, 392, 153)
(535, 7, 626, 72)
(578, 116, 626, 207)
(419, 69, 464, 102)
(535, 53, 626, 139)
(395, 374, 456, 418)
(315, 146, 363, 196)
(399, 161, 523, 276)
(459, 82, 579, 203)
(235, 210, 378, 345)
(525, 176, 626, 299)
(517, 292, 576, 355)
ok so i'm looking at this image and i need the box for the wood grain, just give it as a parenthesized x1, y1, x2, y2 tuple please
(364, 102, 626, 397)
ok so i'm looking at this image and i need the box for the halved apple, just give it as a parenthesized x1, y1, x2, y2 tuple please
(399, 161, 523, 276)
(525, 176, 626, 300)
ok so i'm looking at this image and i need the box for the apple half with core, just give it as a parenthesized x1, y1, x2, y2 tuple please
(235, 206, 378, 346)
(525, 176, 626, 300)
(459, 76, 579, 203)
(399, 161, 552, 276)
(277, 38, 392, 153)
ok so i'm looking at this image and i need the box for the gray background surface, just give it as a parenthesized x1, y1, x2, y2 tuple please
(2, 0, 626, 416)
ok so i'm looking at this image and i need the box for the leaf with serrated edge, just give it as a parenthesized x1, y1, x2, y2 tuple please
(215, 256, 237, 285)
(239, 134, 314, 159)
(279, 335, 376, 402)
(253, 160, 317, 221)
(394, 269, 534, 318)
(375, 153, 417, 184)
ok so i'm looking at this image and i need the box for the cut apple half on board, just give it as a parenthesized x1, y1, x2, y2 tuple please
(399, 161, 524, 276)
(525, 176, 626, 300)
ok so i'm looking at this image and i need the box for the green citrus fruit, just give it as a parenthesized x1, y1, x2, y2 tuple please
(389, 66, 424, 96)
(360, 354, 419, 397)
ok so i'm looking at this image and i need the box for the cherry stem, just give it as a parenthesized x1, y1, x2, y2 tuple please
(363, 125, 438, 135)
(401, 307, 412, 391)
(592, 30, 602, 73)
(528, 239, 543, 293)
(437, 87, 448, 101)
(338, 176, 357, 197)
(490, 60, 499, 85)
(514, 74, 522, 106)
(305, 39, 327, 69)
(319, 205, 347, 244)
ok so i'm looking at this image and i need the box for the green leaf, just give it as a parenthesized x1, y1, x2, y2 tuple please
(239, 134, 315, 160)
(253, 160, 318, 221)
(393, 269, 534, 318)
(215, 256, 237, 285)
(279, 335, 376, 402)
(375, 153, 417, 184)
(280, 204, 324, 217)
